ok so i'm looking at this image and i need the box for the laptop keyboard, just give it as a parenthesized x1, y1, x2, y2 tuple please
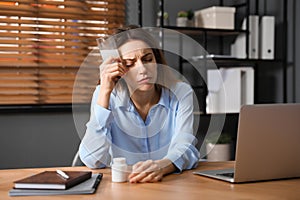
(217, 172, 234, 178)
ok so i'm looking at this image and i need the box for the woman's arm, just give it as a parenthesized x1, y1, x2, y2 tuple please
(79, 86, 114, 168)
(79, 56, 128, 168)
(97, 56, 128, 108)
(165, 83, 200, 172)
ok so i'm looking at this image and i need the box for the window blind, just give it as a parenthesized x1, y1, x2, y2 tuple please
(0, 0, 125, 105)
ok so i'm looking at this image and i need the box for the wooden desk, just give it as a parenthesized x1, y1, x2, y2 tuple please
(0, 161, 299, 200)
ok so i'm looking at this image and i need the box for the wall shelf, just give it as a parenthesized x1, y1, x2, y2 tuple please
(160, 26, 248, 36)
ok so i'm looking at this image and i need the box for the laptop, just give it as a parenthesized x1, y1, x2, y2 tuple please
(193, 103, 300, 183)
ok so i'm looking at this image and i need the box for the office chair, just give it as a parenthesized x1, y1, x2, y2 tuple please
(71, 151, 84, 167)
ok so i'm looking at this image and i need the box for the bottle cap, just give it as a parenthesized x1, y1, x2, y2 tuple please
(113, 157, 126, 165)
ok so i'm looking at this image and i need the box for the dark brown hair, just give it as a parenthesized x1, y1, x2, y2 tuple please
(98, 25, 178, 89)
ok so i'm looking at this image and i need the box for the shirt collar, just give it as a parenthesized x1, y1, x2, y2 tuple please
(157, 87, 170, 108)
(113, 89, 130, 110)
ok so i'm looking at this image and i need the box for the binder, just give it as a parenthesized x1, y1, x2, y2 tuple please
(259, 16, 275, 59)
(247, 15, 259, 59)
(206, 67, 254, 113)
(231, 15, 259, 59)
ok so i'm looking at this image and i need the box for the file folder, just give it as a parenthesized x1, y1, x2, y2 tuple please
(206, 67, 254, 113)
(231, 15, 259, 59)
(259, 16, 275, 59)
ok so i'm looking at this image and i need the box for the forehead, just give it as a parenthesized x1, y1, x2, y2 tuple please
(119, 40, 152, 57)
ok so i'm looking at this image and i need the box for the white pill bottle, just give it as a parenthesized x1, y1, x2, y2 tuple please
(111, 157, 128, 182)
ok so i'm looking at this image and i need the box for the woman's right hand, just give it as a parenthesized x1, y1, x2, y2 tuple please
(97, 56, 127, 108)
(99, 56, 127, 93)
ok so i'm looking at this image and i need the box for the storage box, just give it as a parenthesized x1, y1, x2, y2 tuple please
(195, 6, 236, 29)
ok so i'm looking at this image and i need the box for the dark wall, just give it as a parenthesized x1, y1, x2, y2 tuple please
(0, 111, 84, 169)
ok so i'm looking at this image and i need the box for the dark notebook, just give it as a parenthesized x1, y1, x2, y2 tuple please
(13, 171, 92, 190)
(9, 173, 103, 196)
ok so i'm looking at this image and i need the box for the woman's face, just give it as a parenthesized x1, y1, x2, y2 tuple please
(119, 40, 157, 92)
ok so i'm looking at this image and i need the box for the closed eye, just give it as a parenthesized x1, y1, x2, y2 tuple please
(142, 53, 154, 63)
(124, 59, 136, 68)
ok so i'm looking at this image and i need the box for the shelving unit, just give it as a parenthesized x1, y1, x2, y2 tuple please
(137, 0, 288, 107)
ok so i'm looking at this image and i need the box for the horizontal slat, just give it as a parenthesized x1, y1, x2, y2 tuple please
(39, 75, 98, 83)
(38, 61, 83, 67)
(40, 88, 73, 94)
(0, 87, 38, 94)
(41, 99, 72, 104)
(39, 67, 79, 73)
(0, 73, 37, 80)
(39, 80, 74, 87)
(0, 96, 37, 101)
(38, 53, 87, 61)
(0, 95, 38, 105)
(0, 39, 37, 46)
(0, 67, 38, 73)
(0, 61, 86, 67)
(40, 95, 72, 100)
(0, 4, 35, 13)
(0, 53, 37, 60)
(73, 92, 94, 96)
(0, 0, 34, 4)
(0, 53, 89, 61)
(0, 60, 37, 67)
(0, 80, 38, 87)
(41, 97, 93, 103)
(33, 0, 85, 8)
(0, 53, 89, 62)
(88, 0, 125, 3)
(0, 96, 37, 100)
(40, 73, 76, 80)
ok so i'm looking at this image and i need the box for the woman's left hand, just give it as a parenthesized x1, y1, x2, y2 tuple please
(128, 160, 163, 183)
(128, 159, 176, 183)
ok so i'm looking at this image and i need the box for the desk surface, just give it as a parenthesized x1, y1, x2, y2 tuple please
(1, 161, 299, 200)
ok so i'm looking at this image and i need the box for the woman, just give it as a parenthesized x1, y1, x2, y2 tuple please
(79, 25, 199, 183)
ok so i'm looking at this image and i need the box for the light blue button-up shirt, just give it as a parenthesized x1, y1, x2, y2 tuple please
(79, 81, 200, 171)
